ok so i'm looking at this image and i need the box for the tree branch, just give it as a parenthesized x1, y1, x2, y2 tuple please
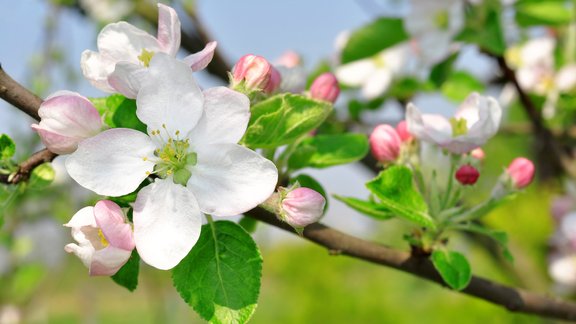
(0, 64, 43, 121)
(247, 207, 576, 321)
(0, 149, 58, 184)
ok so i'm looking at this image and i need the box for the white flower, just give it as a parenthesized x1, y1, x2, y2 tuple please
(510, 37, 556, 95)
(336, 43, 413, 100)
(79, 0, 133, 23)
(405, 0, 464, 64)
(549, 255, 576, 287)
(66, 54, 278, 270)
(407, 92, 502, 154)
(64, 200, 135, 276)
(82, 3, 216, 98)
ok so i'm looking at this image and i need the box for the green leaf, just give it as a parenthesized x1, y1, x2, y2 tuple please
(287, 134, 369, 170)
(28, 163, 55, 190)
(238, 217, 258, 233)
(111, 250, 140, 292)
(457, 7, 505, 55)
(109, 96, 147, 133)
(430, 53, 460, 87)
(89, 97, 107, 116)
(173, 221, 262, 324)
(341, 18, 409, 64)
(242, 94, 332, 148)
(460, 223, 514, 262)
(431, 250, 472, 290)
(333, 195, 392, 220)
(441, 71, 485, 102)
(0, 134, 16, 160)
(365, 166, 435, 228)
(515, 1, 572, 27)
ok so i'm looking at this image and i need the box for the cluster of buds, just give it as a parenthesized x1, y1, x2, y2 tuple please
(369, 121, 412, 164)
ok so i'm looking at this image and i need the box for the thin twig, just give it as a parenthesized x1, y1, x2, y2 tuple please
(0, 64, 43, 120)
(0, 149, 58, 184)
(248, 207, 576, 321)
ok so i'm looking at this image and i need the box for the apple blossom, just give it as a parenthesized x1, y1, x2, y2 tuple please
(549, 255, 576, 287)
(506, 157, 535, 189)
(82, 3, 216, 98)
(66, 54, 278, 270)
(309, 72, 340, 103)
(405, 0, 464, 64)
(509, 37, 556, 95)
(406, 92, 502, 154)
(336, 42, 413, 100)
(79, 0, 133, 23)
(455, 165, 479, 185)
(281, 187, 326, 229)
(370, 124, 402, 163)
(64, 200, 135, 276)
(274, 51, 307, 93)
(31, 91, 102, 155)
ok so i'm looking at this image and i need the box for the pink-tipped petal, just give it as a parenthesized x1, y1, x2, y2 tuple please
(182, 41, 217, 72)
(94, 200, 135, 251)
(156, 3, 181, 56)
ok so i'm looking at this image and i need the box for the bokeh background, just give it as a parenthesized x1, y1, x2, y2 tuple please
(0, 0, 561, 322)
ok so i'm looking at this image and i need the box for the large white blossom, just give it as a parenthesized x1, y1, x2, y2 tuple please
(405, 0, 464, 64)
(81, 3, 216, 98)
(336, 43, 414, 100)
(66, 54, 278, 270)
(407, 92, 502, 154)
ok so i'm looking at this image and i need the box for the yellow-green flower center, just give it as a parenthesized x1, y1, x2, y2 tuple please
(98, 229, 109, 247)
(373, 54, 386, 68)
(450, 117, 468, 137)
(434, 10, 450, 30)
(138, 49, 155, 67)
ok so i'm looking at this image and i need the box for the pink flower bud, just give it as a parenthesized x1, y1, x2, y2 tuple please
(275, 50, 301, 68)
(369, 124, 402, 163)
(310, 72, 340, 103)
(470, 148, 485, 160)
(506, 157, 535, 189)
(281, 188, 325, 228)
(31, 91, 102, 154)
(232, 54, 280, 93)
(395, 120, 412, 142)
(455, 164, 479, 185)
(64, 200, 135, 276)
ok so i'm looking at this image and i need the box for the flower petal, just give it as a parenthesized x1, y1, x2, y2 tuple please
(156, 3, 181, 56)
(90, 246, 132, 276)
(64, 243, 94, 269)
(182, 41, 217, 72)
(186, 87, 250, 146)
(406, 103, 452, 145)
(65, 206, 96, 229)
(108, 63, 147, 99)
(66, 128, 156, 196)
(335, 59, 375, 86)
(94, 200, 135, 251)
(188, 143, 278, 216)
(80, 50, 116, 93)
(133, 179, 202, 270)
(31, 126, 84, 155)
(97, 22, 161, 64)
(137, 53, 204, 136)
(361, 70, 392, 100)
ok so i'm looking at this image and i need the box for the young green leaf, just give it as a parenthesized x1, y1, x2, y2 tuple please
(109, 96, 147, 133)
(172, 221, 262, 324)
(460, 223, 514, 262)
(333, 195, 392, 220)
(287, 134, 369, 170)
(365, 166, 435, 228)
(515, 1, 571, 27)
(441, 71, 485, 102)
(341, 18, 409, 64)
(456, 7, 505, 55)
(28, 163, 55, 190)
(0, 134, 16, 160)
(431, 250, 472, 291)
(242, 94, 332, 149)
(111, 250, 140, 292)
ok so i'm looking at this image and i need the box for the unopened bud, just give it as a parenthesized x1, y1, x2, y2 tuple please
(470, 148, 485, 160)
(232, 54, 280, 93)
(455, 164, 479, 185)
(310, 72, 340, 103)
(395, 120, 412, 142)
(370, 124, 402, 163)
(506, 157, 535, 189)
(281, 187, 325, 230)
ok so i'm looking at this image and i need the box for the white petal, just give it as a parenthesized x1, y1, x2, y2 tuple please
(65, 243, 95, 269)
(188, 144, 278, 216)
(556, 65, 576, 92)
(90, 246, 132, 276)
(361, 70, 392, 99)
(36, 91, 102, 137)
(65, 206, 96, 229)
(156, 3, 181, 56)
(182, 41, 217, 72)
(80, 50, 116, 93)
(97, 22, 161, 64)
(406, 103, 452, 145)
(186, 87, 250, 146)
(66, 128, 156, 196)
(550, 255, 576, 286)
(133, 179, 202, 270)
(137, 54, 204, 136)
(335, 59, 375, 86)
(108, 63, 147, 99)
